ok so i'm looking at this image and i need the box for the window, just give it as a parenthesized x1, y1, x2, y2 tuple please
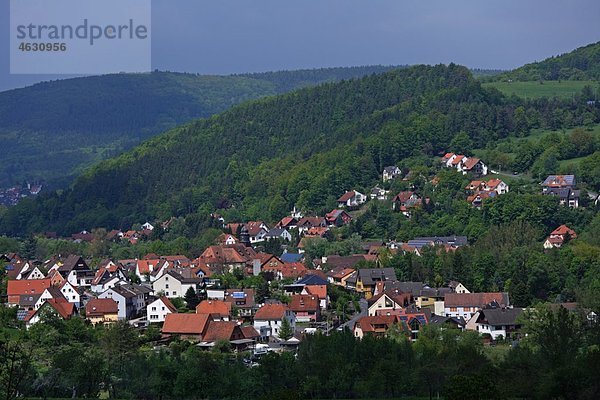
(165, 284, 169, 289)
(151, 307, 156, 311)
(161, 307, 165, 311)
(449, 307, 457, 312)
(173, 291, 177, 295)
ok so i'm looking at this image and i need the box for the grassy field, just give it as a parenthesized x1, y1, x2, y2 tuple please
(482, 80, 598, 100)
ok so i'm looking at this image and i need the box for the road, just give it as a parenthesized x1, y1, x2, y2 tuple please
(336, 298, 368, 332)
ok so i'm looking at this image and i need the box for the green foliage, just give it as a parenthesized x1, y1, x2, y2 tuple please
(0, 67, 397, 188)
(492, 41, 600, 81)
(184, 286, 199, 310)
(279, 317, 293, 341)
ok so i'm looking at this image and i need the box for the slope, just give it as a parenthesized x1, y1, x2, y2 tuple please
(0, 66, 397, 188)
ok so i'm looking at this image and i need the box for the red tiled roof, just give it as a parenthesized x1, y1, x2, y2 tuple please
(7, 278, 52, 296)
(85, 298, 119, 317)
(462, 157, 481, 170)
(337, 191, 356, 202)
(551, 224, 577, 238)
(451, 155, 465, 165)
(241, 325, 260, 339)
(27, 298, 75, 321)
(202, 321, 241, 342)
(289, 294, 319, 313)
(196, 300, 232, 316)
(355, 315, 398, 333)
(444, 292, 508, 307)
(254, 303, 288, 320)
(304, 285, 327, 300)
(163, 313, 210, 336)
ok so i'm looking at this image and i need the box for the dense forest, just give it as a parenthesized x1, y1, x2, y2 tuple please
(492, 41, 600, 82)
(0, 304, 598, 400)
(0, 66, 397, 188)
(1, 63, 598, 236)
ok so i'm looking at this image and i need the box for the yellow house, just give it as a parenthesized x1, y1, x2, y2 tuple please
(85, 298, 119, 325)
(347, 268, 397, 299)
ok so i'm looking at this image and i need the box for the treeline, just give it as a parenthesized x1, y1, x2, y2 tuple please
(1, 305, 598, 400)
(492, 41, 600, 81)
(2, 64, 599, 236)
(0, 67, 392, 187)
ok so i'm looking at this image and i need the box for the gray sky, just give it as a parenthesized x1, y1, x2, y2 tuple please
(1, 0, 599, 92)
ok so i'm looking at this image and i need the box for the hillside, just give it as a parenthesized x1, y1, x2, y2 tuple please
(493, 41, 600, 82)
(0, 66, 397, 188)
(2, 63, 598, 236)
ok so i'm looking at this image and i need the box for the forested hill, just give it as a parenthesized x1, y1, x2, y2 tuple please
(2, 63, 597, 236)
(493, 41, 600, 81)
(0, 66, 397, 188)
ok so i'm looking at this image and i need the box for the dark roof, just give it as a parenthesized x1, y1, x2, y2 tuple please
(347, 268, 397, 286)
(295, 274, 328, 286)
(408, 236, 468, 249)
(429, 314, 466, 327)
(542, 175, 575, 187)
(477, 308, 523, 326)
(58, 255, 89, 272)
(387, 281, 425, 296)
(280, 252, 304, 263)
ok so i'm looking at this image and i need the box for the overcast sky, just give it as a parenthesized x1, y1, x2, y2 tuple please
(1, 0, 599, 92)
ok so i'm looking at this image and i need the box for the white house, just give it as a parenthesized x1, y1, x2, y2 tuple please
(141, 222, 155, 231)
(264, 228, 292, 242)
(472, 307, 523, 340)
(147, 296, 177, 323)
(59, 281, 81, 307)
(23, 266, 46, 280)
(253, 303, 296, 339)
(152, 270, 202, 298)
(382, 166, 402, 182)
(444, 292, 509, 320)
(99, 285, 143, 320)
(486, 179, 509, 195)
(337, 190, 367, 208)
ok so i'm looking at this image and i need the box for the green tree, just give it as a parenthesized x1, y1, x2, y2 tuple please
(184, 287, 199, 310)
(279, 317, 293, 340)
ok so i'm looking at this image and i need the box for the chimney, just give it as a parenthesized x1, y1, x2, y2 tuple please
(252, 259, 261, 276)
(321, 256, 328, 264)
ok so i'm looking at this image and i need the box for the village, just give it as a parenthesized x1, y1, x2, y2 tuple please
(2, 153, 592, 357)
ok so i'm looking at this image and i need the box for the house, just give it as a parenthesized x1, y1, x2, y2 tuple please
(472, 307, 523, 340)
(543, 224, 577, 249)
(284, 275, 328, 306)
(253, 303, 296, 339)
(289, 294, 320, 322)
(91, 265, 127, 292)
(263, 262, 308, 281)
(152, 270, 203, 298)
(542, 175, 579, 208)
(392, 191, 422, 215)
(460, 157, 488, 176)
(25, 298, 75, 327)
(368, 290, 413, 316)
(58, 280, 81, 307)
(7, 278, 52, 306)
(467, 191, 495, 208)
(196, 300, 232, 320)
(22, 266, 45, 280)
(85, 298, 119, 325)
(448, 281, 470, 294)
(353, 315, 398, 339)
(280, 252, 304, 264)
(98, 285, 145, 320)
(346, 268, 397, 298)
(264, 228, 292, 242)
(58, 255, 95, 288)
(147, 296, 177, 323)
(444, 292, 510, 320)
(382, 166, 402, 182)
(370, 186, 389, 200)
(337, 190, 367, 208)
(275, 216, 298, 230)
(201, 321, 246, 344)
(141, 222, 155, 231)
(135, 259, 168, 282)
(416, 287, 452, 310)
(246, 221, 269, 244)
(326, 267, 356, 287)
(216, 233, 238, 246)
(325, 209, 353, 227)
(223, 288, 256, 318)
(486, 179, 509, 195)
(162, 313, 211, 340)
(297, 217, 327, 234)
(197, 244, 258, 274)
(407, 236, 468, 250)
